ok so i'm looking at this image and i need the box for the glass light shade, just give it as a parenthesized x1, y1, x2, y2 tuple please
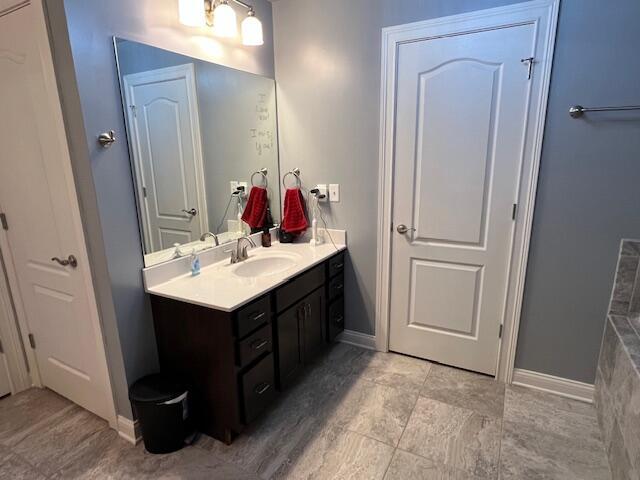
(241, 14, 263, 46)
(178, 0, 206, 27)
(213, 2, 238, 38)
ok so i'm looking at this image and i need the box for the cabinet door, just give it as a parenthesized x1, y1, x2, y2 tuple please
(275, 302, 303, 389)
(302, 288, 325, 363)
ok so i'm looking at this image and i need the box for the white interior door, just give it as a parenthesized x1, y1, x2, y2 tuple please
(389, 22, 536, 375)
(0, 4, 114, 421)
(123, 64, 207, 252)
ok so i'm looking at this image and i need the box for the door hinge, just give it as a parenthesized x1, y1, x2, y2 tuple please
(512, 203, 517, 220)
(129, 104, 137, 117)
(521, 57, 535, 80)
(498, 324, 503, 339)
(142, 186, 147, 198)
(28, 333, 36, 349)
(0, 213, 8, 231)
(0, 338, 4, 354)
(390, 222, 393, 233)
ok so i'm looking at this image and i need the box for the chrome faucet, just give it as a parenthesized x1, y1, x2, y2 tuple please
(226, 236, 256, 264)
(200, 232, 219, 246)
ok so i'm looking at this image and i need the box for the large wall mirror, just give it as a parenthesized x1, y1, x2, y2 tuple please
(114, 38, 280, 267)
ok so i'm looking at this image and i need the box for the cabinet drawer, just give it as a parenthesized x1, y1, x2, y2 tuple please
(241, 353, 276, 423)
(328, 273, 344, 302)
(328, 252, 345, 278)
(237, 323, 272, 368)
(276, 264, 324, 313)
(328, 297, 345, 342)
(236, 295, 271, 339)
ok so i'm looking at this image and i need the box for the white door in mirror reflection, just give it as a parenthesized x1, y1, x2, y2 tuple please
(123, 64, 207, 252)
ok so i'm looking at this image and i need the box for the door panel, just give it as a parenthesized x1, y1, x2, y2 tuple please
(124, 65, 206, 252)
(301, 288, 324, 362)
(275, 302, 302, 389)
(0, 5, 112, 418)
(389, 24, 535, 375)
(416, 60, 499, 245)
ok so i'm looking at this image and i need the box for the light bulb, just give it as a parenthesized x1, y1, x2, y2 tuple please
(241, 11, 263, 46)
(178, 0, 205, 27)
(213, 1, 238, 38)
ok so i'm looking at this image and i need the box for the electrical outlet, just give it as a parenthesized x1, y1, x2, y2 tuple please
(316, 184, 328, 202)
(329, 183, 340, 202)
(230, 181, 248, 196)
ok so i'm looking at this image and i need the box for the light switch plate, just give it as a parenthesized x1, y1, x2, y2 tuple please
(329, 184, 340, 202)
(316, 184, 328, 202)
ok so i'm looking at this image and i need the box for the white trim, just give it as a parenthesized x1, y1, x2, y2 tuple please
(337, 329, 377, 350)
(375, 0, 560, 383)
(512, 368, 594, 404)
(121, 63, 209, 256)
(117, 415, 141, 445)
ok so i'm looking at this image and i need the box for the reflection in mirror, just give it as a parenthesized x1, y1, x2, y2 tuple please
(114, 38, 280, 267)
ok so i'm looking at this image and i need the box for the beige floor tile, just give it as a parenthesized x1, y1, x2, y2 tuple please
(398, 397, 500, 478)
(421, 364, 504, 418)
(272, 424, 394, 480)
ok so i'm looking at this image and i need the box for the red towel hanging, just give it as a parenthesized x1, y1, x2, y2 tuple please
(281, 188, 308, 234)
(241, 186, 268, 229)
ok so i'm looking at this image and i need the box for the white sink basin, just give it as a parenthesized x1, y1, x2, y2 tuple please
(233, 252, 300, 278)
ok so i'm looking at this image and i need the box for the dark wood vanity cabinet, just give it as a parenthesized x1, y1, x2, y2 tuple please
(326, 252, 345, 342)
(150, 250, 345, 444)
(275, 286, 325, 389)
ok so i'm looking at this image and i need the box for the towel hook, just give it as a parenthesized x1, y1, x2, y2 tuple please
(251, 168, 268, 187)
(282, 168, 301, 189)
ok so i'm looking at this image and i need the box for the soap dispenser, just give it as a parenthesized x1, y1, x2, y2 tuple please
(190, 249, 200, 276)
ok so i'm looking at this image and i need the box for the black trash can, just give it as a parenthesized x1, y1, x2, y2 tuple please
(129, 374, 191, 454)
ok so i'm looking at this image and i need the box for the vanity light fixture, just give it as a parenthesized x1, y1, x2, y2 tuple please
(241, 9, 263, 46)
(178, 0, 206, 27)
(212, 0, 238, 38)
(178, 0, 264, 46)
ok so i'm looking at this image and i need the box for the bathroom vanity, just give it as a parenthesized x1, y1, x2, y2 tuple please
(145, 239, 346, 444)
(117, 36, 348, 444)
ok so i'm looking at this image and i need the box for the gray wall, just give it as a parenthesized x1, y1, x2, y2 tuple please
(515, 0, 640, 383)
(273, 0, 640, 383)
(44, 0, 275, 419)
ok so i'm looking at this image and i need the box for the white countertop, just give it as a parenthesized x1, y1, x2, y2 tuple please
(145, 240, 346, 312)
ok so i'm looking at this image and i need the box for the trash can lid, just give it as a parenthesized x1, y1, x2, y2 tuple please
(129, 374, 188, 404)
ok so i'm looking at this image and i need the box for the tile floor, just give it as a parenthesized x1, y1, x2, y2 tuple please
(0, 344, 612, 479)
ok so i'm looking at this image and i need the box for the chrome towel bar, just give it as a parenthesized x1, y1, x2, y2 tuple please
(569, 104, 640, 118)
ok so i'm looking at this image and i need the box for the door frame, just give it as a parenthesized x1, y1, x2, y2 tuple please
(121, 63, 208, 254)
(0, 0, 117, 426)
(375, 0, 560, 382)
(0, 246, 31, 394)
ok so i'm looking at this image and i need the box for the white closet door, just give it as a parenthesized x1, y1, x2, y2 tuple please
(0, 3, 114, 421)
(389, 23, 535, 375)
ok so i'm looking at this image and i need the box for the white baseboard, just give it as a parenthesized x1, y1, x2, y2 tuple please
(337, 329, 377, 350)
(512, 368, 594, 404)
(117, 415, 141, 445)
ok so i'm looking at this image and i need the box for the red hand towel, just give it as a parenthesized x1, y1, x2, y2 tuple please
(241, 186, 268, 229)
(282, 188, 308, 234)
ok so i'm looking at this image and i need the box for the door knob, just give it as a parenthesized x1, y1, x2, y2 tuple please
(396, 224, 415, 234)
(97, 130, 116, 148)
(51, 255, 78, 268)
(182, 208, 197, 217)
